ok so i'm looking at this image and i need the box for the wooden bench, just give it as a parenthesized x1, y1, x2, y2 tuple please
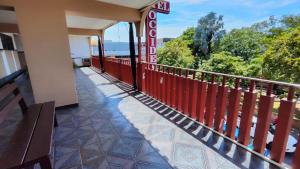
(0, 82, 57, 169)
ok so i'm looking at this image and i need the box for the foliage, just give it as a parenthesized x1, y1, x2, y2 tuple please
(157, 39, 195, 68)
(281, 15, 300, 28)
(262, 27, 300, 83)
(201, 52, 246, 76)
(246, 56, 264, 77)
(178, 27, 196, 51)
(219, 28, 265, 61)
(194, 12, 225, 60)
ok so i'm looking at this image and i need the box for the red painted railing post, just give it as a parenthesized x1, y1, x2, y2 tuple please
(171, 68, 177, 108)
(149, 64, 154, 97)
(189, 71, 197, 118)
(293, 134, 300, 169)
(196, 73, 207, 123)
(238, 80, 257, 145)
(204, 74, 218, 127)
(184, 70, 190, 115)
(153, 65, 157, 99)
(156, 65, 161, 100)
(253, 84, 275, 153)
(214, 76, 228, 132)
(157, 65, 161, 101)
(271, 87, 296, 163)
(177, 69, 183, 112)
(226, 78, 242, 139)
(166, 67, 172, 106)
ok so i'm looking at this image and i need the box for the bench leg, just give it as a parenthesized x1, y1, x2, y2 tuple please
(40, 156, 52, 169)
(54, 114, 58, 127)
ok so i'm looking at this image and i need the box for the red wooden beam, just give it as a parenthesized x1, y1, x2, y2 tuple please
(271, 87, 296, 163)
(205, 74, 217, 128)
(166, 68, 172, 106)
(171, 68, 177, 108)
(253, 84, 275, 153)
(214, 76, 228, 132)
(238, 80, 257, 145)
(196, 73, 207, 123)
(226, 78, 242, 139)
(183, 70, 190, 115)
(189, 71, 196, 118)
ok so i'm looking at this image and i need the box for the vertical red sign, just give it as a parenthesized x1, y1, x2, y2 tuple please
(146, 1, 170, 64)
(146, 10, 157, 64)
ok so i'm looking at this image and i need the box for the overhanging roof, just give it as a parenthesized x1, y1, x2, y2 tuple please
(66, 15, 116, 30)
(96, 0, 155, 9)
(0, 0, 157, 34)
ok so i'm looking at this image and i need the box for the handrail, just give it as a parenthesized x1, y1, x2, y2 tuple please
(142, 61, 300, 89)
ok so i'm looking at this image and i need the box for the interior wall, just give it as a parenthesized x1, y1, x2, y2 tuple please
(14, 0, 78, 107)
(69, 35, 91, 59)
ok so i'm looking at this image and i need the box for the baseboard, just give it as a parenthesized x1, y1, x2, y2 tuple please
(55, 103, 79, 110)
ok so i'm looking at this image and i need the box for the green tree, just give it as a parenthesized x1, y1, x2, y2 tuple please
(178, 27, 195, 51)
(219, 28, 265, 61)
(246, 56, 264, 78)
(281, 15, 300, 28)
(157, 39, 194, 68)
(194, 12, 225, 60)
(262, 27, 300, 83)
(201, 52, 246, 76)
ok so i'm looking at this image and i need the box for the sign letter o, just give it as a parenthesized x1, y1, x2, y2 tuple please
(148, 10, 156, 19)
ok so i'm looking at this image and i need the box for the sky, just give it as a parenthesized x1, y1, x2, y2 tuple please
(104, 0, 300, 42)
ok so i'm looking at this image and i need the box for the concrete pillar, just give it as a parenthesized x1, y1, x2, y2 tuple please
(14, 0, 78, 107)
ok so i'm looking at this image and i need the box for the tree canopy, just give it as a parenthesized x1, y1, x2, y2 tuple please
(156, 13, 300, 83)
(262, 26, 300, 83)
(157, 38, 194, 68)
(219, 28, 265, 61)
(194, 12, 225, 60)
(201, 52, 246, 76)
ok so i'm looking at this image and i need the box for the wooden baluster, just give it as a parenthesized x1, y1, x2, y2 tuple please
(226, 78, 242, 139)
(171, 68, 177, 108)
(238, 80, 257, 145)
(205, 74, 218, 127)
(150, 64, 155, 97)
(177, 69, 183, 112)
(189, 71, 197, 118)
(162, 66, 166, 103)
(153, 65, 158, 99)
(271, 87, 296, 163)
(214, 76, 228, 132)
(253, 83, 275, 153)
(197, 72, 207, 123)
(157, 65, 161, 101)
(166, 67, 172, 106)
(183, 69, 190, 115)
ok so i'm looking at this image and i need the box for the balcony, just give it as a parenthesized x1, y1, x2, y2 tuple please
(0, 65, 293, 169)
(89, 56, 300, 169)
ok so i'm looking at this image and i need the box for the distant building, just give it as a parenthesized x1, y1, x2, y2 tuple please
(157, 38, 174, 48)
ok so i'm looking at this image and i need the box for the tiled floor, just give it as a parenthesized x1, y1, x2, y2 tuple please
(0, 68, 285, 169)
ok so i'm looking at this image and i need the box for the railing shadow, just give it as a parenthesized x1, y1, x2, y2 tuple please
(99, 72, 283, 169)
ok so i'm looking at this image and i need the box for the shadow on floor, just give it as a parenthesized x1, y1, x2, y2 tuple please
(98, 72, 285, 169)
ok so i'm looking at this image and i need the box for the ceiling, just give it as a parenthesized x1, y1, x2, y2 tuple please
(0, 0, 157, 30)
(66, 15, 116, 30)
(96, 0, 156, 9)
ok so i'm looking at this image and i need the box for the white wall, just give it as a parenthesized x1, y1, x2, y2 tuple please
(69, 35, 91, 59)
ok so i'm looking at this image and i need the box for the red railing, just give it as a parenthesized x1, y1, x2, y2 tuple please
(91, 56, 300, 168)
(91, 56, 133, 85)
(143, 62, 300, 167)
